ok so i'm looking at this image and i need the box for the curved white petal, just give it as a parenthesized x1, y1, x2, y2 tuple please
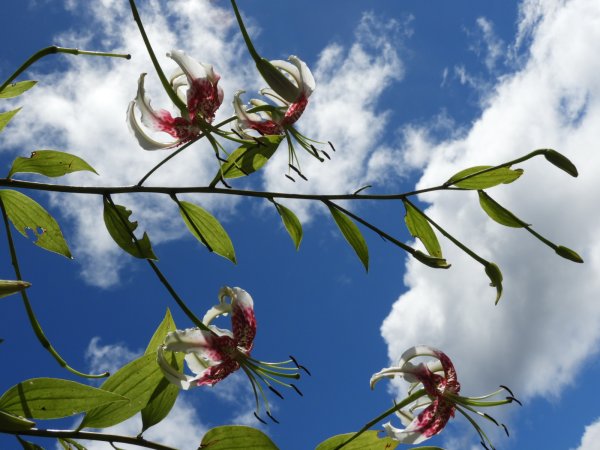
(259, 88, 287, 106)
(163, 327, 214, 353)
(157, 346, 197, 390)
(233, 90, 264, 125)
(126, 101, 175, 150)
(382, 421, 427, 444)
(202, 302, 231, 326)
(167, 50, 217, 83)
(134, 73, 166, 131)
(185, 352, 214, 375)
(288, 55, 315, 96)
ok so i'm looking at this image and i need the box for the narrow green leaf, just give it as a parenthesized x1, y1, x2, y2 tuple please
(315, 431, 399, 450)
(413, 250, 451, 269)
(0, 81, 37, 99)
(141, 309, 183, 433)
(555, 245, 584, 263)
(200, 425, 279, 449)
(8, 150, 98, 178)
(327, 204, 369, 271)
(0, 378, 127, 420)
(478, 190, 528, 228)
(0, 108, 21, 133)
(0, 280, 31, 299)
(219, 135, 283, 179)
(102, 198, 157, 260)
(17, 437, 44, 450)
(544, 149, 578, 177)
(58, 439, 87, 450)
(0, 190, 71, 258)
(484, 262, 503, 304)
(274, 202, 303, 250)
(0, 410, 35, 431)
(447, 166, 523, 189)
(178, 200, 236, 263)
(403, 200, 442, 257)
(78, 353, 159, 429)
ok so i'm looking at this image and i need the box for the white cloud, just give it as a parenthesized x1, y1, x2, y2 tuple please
(382, 0, 600, 422)
(573, 417, 600, 450)
(85, 336, 140, 376)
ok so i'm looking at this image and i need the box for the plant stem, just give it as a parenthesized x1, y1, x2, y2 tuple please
(0, 46, 130, 94)
(0, 200, 108, 379)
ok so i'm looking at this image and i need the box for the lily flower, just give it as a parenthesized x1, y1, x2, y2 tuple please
(157, 286, 307, 422)
(127, 50, 224, 150)
(369, 346, 519, 449)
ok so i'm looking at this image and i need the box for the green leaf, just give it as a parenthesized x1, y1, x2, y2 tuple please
(178, 200, 236, 263)
(141, 309, 183, 433)
(413, 250, 451, 269)
(555, 245, 584, 263)
(102, 198, 157, 260)
(200, 425, 279, 449)
(273, 202, 302, 250)
(544, 149, 578, 177)
(447, 166, 523, 189)
(0, 81, 37, 99)
(79, 353, 160, 429)
(0, 378, 127, 420)
(0, 410, 35, 431)
(0, 280, 31, 299)
(8, 150, 98, 178)
(315, 430, 399, 450)
(17, 437, 44, 450)
(0, 108, 21, 133)
(327, 204, 369, 271)
(478, 190, 528, 228)
(0, 190, 71, 258)
(80, 312, 179, 429)
(403, 200, 442, 257)
(58, 439, 87, 450)
(219, 135, 283, 179)
(484, 262, 503, 304)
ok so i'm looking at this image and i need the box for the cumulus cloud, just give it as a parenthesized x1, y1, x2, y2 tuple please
(573, 417, 600, 450)
(382, 0, 600, 417)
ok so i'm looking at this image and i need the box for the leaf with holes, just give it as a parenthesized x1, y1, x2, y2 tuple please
(8, 150, 98, 178)
(103, 198, 157, 260)
(327, 204, 369, 271)
(447, 166, 523, 189)
(178, 201, 236, 263)
(0, 190, 71, 258)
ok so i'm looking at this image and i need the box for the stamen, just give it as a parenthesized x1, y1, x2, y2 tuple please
(328, 141, 336, 152)
(289, 164, 308, 181)
(502, 423, 509, 437)
(507, 396, 522, 406)
(289, 355, 311, 376)
(253, 136, 266, 147)
(499, 385, 515, 397)
(480, 412, 499, 426)
(253, 411, 267, 424)
(285, 174, 296, 182)
(291, 383, 303, 396)
(480, 441, 490, 450)
(310, 145, 325, 162)
(266, 411, 280, 424)
(269, 385, 284, 400)
(231, 128, 245, 140)
(321, 150, 331, 160)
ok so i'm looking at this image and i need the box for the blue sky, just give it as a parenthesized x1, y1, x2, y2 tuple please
(1, 0, 600, 449)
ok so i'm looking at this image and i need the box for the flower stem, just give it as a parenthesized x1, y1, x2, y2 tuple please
(0, 199, 108, 379)
(229, 0, 261, 62)
(0, 46, 130, 94)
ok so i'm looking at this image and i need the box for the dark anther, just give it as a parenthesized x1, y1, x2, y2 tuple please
(266, 411, 280, 424)
(321, 150, 331, 160)
(289, 164, 307, 180)
(252, 136, 266, 147)
(289, 355, 311, 376)
(502, 423, 510, 437)
(507, 396, 522, 406)
(299, 365, 311, 376)
(253, 411, 267, 424)
(480, 441, 490, 450)
(499, 385, 515, 397)
(285, 174, 296, 182)
(290, 383, 303, 396)
(289, 355, 299, 367)
(328, 141, 336, 152)
(269, 386, 284, 399)
(220, 177, 232, 189)
(482, 412, 498, 426)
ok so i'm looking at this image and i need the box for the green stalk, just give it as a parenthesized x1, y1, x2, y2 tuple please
(0, 200, 108, 379)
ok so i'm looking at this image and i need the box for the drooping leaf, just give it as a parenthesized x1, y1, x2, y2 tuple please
(484, 262, 503, 304)
(555, 245, 584, 263)
(178, 200, 236, 263)
(544, 149, 578, 177)
(0, 81, 37, 99)
(447, 166, 523, 189)
(478, 190, 528, 228)
(273, 202, 302, 250)
(8, 150, 98, 178)
(219, 135, 283, 179)
(0, 108, 21, 133)
(0, 190, 71, 258)
(413, 250, 451, 269)
(0, 280, 31, 299)
(403, 200, 442, 257)
(58, 439, 87, 450)
(17, 437, 44, 450)
(327, 204, 369, 271)
(102, 198, 157, 260)
(0, 410, 35, 431)
(0, 378, 127, 420)
(141, 309, 183, 432)
(200, 425, 279, 449)
(315, 430, 399, 450)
